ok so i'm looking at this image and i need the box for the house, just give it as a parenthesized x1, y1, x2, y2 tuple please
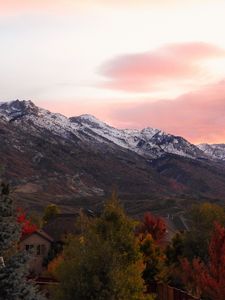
(20, 210, 96, 276)
(43, 210, 96, 242)
(20, 230, 53, 275)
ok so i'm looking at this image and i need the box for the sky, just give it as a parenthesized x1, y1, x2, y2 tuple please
(1, 0, 225, 143)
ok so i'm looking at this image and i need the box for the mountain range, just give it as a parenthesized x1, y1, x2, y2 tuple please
(0, 100, 225, 215)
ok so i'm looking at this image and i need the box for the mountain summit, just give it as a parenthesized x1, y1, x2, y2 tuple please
(0, 100, 38, 121)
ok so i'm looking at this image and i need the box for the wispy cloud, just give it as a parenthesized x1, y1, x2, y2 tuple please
(98, 42, 225, 93)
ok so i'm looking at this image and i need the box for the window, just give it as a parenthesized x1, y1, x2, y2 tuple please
(25, 244, 34, 252)
(37, 245, 41, 255)
(36, 244, 46, 256)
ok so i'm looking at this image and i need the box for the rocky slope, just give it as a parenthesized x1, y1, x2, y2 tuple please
(70, 115, 206, 160)
(198, 143, 225, 161)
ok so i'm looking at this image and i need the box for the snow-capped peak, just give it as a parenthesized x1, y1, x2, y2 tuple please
(0, 99, 35, 110)
(76, 114, 101, 123)
(0, 99, 207, 160)
(70, 114, 110, 130)
(0, 100, 38, 121)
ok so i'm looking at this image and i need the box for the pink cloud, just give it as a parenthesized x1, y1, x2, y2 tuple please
(36, 99, 109, 122)
(1, 0, 156, 15)
(0, 0, 75, 15)
(98, 42, 225, 92)
(106, 80, 225, 144)
(0, 0, 198, 14)
(0, 0, 43, 13)
(37, 80, 225, 144)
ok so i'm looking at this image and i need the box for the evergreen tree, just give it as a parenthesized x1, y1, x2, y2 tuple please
(0, 183, 45, 300)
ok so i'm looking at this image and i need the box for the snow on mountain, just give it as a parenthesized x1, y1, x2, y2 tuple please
(0, 100, 80, 138)
(197, 143, 225, 161)
(70, 114, 204, 159)
(0, 100, 205, 160)
(0, 100, 37, 121)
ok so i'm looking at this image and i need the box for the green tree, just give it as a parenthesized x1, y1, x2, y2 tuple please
(139, 233, 166, 285)
(43, 203, 60, 224)
(53, 195, 153, 300)
(166, 233, 186, 266)
(164, 203, 225, 289)
(0, 183, 45, 300)
(184, 203, 225, 261)
(164, 233, 186, 288)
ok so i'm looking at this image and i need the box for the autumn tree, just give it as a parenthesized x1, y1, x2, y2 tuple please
(43, 203, 60, 224)
(53, 195, 153, 300)
(137, 212, 166, 242)
(136, 212, 167, 289)
(180, 222, 225, 300)
(17, 208, 38, 237)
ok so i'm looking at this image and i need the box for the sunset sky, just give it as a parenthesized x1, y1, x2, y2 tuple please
(1, 0, 225, 143)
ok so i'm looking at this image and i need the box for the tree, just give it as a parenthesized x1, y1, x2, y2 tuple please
(53, 195, 153, 300)
(137, 212, 166, 243)
(184, 203, 225, 261)
(203, 222, 225, 300)
(180, 257, 205, 298)
(166, 233, 185, 266)
(164, 232, 186, 288)
(28, 212, 43, 229)
(0, 183, 45, 300)
(139, 233, 166, 286)
(180, 222, 225, 300)
(136, 213, 167, 287)
(17, 208, 38, 238)
(43, 204, 60, 224)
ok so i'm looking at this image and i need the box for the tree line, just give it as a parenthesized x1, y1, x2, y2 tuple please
(1, 182, 225, 300)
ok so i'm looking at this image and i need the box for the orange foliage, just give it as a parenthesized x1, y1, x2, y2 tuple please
(47, 255, 64, 278)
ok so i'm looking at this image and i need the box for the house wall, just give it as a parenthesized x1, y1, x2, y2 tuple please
(20, 233, 51, 275)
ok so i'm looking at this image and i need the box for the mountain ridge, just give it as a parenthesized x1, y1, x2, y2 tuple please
(0, 99, 212, 160)
(1, 100, 225, 215)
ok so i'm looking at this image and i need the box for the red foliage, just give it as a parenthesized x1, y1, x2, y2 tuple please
(137, 212, 166, 242)
(180, 257, 206, 298)
(203, 222, 225, 300)
(180, 222, 225, 300)
(17, 208, 37, 238)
